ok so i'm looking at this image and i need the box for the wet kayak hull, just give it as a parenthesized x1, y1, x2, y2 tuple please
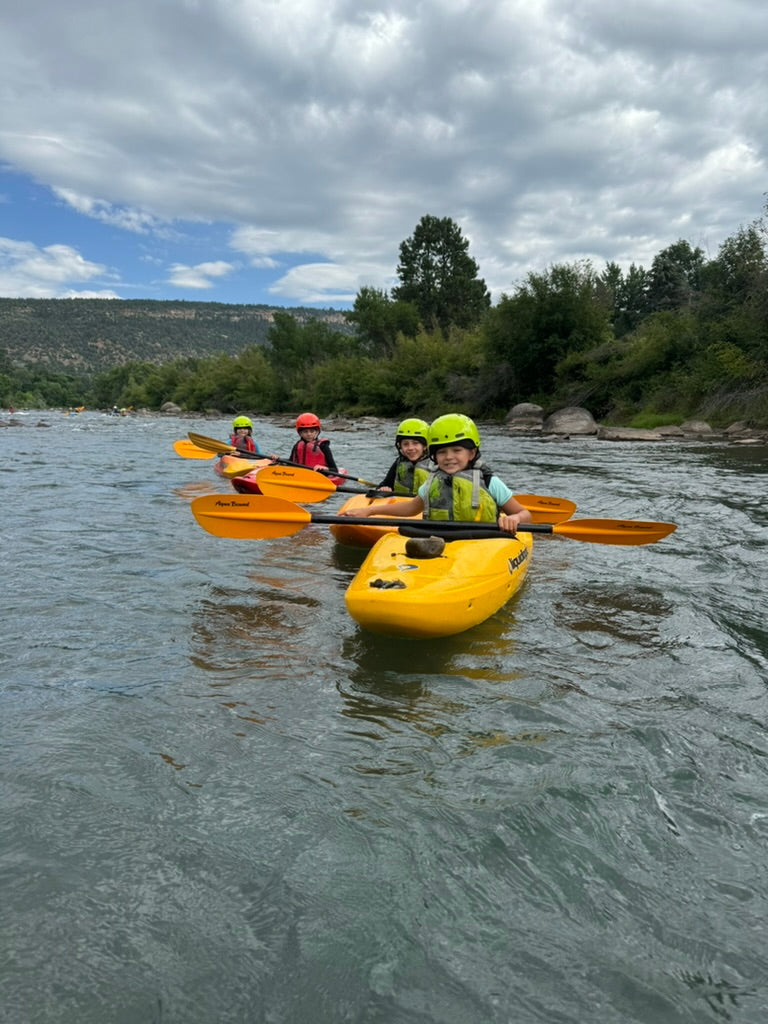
(344, 531, 533, 637)
(329, 493, 423, 548)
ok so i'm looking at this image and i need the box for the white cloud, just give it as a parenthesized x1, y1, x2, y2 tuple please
(0, 237, 117, 297)
(268, 262, 385, 305)
(166, 260, 235, 289)
(53, 188, 166, 234)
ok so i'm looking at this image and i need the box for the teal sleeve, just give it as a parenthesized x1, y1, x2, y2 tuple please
(488, 475, 513, 508)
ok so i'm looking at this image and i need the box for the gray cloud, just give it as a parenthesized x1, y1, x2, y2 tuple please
(1, 0, 766, 302)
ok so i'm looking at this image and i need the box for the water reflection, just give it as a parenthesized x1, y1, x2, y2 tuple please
(172, 480, 219, 500)
(9, 418, 768, 1024)
(689, 441, 768, 474)
(330, 542, 368, 573)
(552, 583, 675, 647)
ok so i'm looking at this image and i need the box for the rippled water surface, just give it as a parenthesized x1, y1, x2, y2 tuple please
(2, 412, 768, 1023)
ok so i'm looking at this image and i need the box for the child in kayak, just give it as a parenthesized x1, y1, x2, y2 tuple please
(229, 415, 260, 454)
(377, 418, 431, 495)
(289, 413, 339, 474)
(228, 415, 280, 461)
(340, 413, 531, 535)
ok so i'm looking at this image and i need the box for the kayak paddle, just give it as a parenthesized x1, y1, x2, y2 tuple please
(218, 457, 274, 478)
(187, 432, 262, 458)
(190, 495, 676, 546)
(187, 432, 378, 486)
(173, 439, 217, 460)
(252, 465, 577, 523)
(250, 465, 380, 497)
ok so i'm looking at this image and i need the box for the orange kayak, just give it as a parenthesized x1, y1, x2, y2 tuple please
(329, 493, 423, 548)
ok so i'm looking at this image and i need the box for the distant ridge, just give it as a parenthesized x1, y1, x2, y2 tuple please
(0, 298, 351, 373)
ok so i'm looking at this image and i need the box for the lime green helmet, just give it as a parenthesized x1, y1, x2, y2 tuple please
(395, 418, 429, 446)
(232, 415, 252, 430)
(428, 413, 480, 457)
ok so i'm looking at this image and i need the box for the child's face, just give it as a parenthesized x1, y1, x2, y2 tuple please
(399, 439, 426, 461)
(234, 427, 250, 437)
(299, 427, 319, 440)
(434, 445, 476, 474)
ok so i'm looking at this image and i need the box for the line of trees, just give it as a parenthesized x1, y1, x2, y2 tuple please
(3, 212, 768, 426)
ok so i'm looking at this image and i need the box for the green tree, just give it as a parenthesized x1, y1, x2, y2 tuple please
(482, 260, 613, 407)
(391, 215, 491, 330)
(645, 240, 705, 314)
(700, 223, 767, 313)
(600, 261, 649, 337)
(696, 224, 768, 364)
(265, 313, 349, 409)
(344, 286, 420, 356)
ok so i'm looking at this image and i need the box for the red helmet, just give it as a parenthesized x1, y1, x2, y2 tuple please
(295, 412, 321, 430)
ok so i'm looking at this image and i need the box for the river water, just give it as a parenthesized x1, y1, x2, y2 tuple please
(2, 411, 767, 1024)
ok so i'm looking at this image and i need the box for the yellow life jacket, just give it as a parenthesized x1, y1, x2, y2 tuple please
(393, 456, 431, 496)
(423, 465, 498, 522)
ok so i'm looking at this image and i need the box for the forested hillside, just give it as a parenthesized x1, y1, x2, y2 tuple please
(2, 212, 768, 427)
(0, 298, 349, 372)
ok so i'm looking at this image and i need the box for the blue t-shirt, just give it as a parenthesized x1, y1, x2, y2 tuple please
(417, 473, 513, 511)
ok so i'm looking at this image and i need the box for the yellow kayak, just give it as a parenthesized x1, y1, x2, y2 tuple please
(344, 530, 533, 637)
(329, 493, 422, 548)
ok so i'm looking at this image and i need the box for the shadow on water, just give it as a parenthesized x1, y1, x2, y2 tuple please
(336, 601, 532, 731)
(552, 583, 676, 647)
(336, 631, 470, 741)
(329, 541, 369, 573)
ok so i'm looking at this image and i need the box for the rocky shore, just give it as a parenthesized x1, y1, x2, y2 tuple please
(503, 404, 768, 445)
(3, 403, 767, 445)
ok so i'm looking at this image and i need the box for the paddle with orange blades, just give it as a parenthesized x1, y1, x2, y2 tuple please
(187, 432, 261, 457)
(187, 432, 378, 486)
(217, 456, 273, 478)
(173, 439, 218, 460)
(251, 465, 578, 524)
(190, 495, 676, 546)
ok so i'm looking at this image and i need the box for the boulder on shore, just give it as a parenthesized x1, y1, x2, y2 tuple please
(680, 419, 713, 435)
(504, 403, 543, 431)
(652, 424, 685, 437)
(542, 407, 597, 436)
(160, 401, 182, 415)
(597, 426, 665, 442)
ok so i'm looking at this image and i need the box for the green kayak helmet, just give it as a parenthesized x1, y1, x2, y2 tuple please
(232, 415, 253, 431)
(428, 413, 480, 458)
(395, 418, 429, 448)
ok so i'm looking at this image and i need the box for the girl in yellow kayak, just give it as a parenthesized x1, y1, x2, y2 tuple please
(376, 418, 432, 495)
(341, 413, 532, 535)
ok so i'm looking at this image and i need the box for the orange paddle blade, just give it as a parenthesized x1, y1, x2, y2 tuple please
(191, 495, 311, 539)
(219, 457, 269, 478)
(551, 518, 677, 545)
(255, 465, 338, 500)
(513, 494, 576, 524)
(173, 440, 217, 460)
(187, 432, 238, 455)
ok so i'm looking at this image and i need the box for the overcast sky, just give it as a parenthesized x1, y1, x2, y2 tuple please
(1, 0, 767, 307)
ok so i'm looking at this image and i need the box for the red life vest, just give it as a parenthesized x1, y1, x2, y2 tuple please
(291, 437, 329, 469)
(229, 433, 257, 454)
